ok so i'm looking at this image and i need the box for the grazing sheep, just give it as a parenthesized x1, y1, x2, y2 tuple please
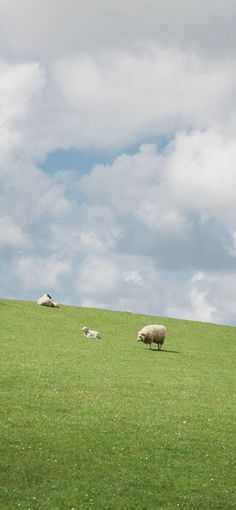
(37, 294, 59, 308)
(82, 326, 101, 339)
(137, 324, 166, 350)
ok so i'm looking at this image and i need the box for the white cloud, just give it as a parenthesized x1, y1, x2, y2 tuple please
(52, 48, 236, 149)
(1, 45, 236, 158)
(167, 129, 236, 221)
(36, 186, 72, 218)
(16, 256, 71, 290)
(79, 137, 236, 249)
(167, 271, 219, 324)
(77, 256, 121, 297)
(1, 0, 236, 59)
(75, 253, 164, 313)
(0, 61, 44, 164)
(0, 62, 43, 120)
(229, 232, 236, 257)
(0, 215, 29, 249)
(136, 203, 190, 237)
(167, 271, 236, 325)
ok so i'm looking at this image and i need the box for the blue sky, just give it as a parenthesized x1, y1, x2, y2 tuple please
(1, 0, 236, 325)
(39, 133, 173, 174)
(39, 148, 117, 175)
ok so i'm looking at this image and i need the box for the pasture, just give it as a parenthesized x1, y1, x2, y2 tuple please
(0, 299, 235, 509)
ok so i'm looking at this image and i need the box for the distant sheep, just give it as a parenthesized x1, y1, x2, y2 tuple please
(82, 326, 101, 339)
(137, 324, 166, 350)
(37, 294, 59, 308)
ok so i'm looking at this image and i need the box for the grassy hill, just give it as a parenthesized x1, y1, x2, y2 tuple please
(0, 299, 235, 510)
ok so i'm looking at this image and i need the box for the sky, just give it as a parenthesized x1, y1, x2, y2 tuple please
(1, 0, 236, 325)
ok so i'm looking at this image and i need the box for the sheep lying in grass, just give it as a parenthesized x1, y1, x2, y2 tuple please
(137, 324, 166, 350)
(82, 326, 101, 339)
(37, 294, 59, 308)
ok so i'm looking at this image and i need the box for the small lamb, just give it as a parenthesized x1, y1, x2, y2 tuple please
(82, 326, 101, 339)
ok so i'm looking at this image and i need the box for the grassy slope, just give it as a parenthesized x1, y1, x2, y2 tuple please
(0, 299, 235, 510)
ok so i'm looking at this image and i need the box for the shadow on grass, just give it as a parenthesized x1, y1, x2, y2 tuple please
(147, 348, 180, 354)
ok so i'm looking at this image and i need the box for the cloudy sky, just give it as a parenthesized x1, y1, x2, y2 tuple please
(1, 0, 236, 325)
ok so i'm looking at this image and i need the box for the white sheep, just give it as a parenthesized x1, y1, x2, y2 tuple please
(137, 324, 166, 350)
(37, 294, 59, 308)
(82, 326, 101, 339)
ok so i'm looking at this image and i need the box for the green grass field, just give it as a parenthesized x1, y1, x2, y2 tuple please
(0, 299, 235, 510)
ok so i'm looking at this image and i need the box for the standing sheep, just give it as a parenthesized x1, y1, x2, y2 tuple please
(137, 324, 166, 350)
